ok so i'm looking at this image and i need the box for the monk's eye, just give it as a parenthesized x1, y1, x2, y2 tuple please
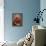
(25, 43, 27, 45)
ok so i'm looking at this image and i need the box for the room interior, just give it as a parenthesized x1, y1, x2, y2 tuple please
(0, 0, 46, 46)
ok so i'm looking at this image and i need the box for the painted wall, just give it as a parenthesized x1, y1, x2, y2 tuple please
(40, 0, 46, 27)
(4, 0, 40, 42)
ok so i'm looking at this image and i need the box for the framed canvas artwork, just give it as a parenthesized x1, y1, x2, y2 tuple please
(12, 13, 23, 26)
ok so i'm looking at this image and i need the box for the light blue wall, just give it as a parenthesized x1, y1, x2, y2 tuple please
(4, 0, 40, 42)
(40, 0, 46, 27)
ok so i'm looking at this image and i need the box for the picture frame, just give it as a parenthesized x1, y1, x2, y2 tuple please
(12, 13, 23, 26)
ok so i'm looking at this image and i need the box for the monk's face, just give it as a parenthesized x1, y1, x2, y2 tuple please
(12, 14, 22, 26)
